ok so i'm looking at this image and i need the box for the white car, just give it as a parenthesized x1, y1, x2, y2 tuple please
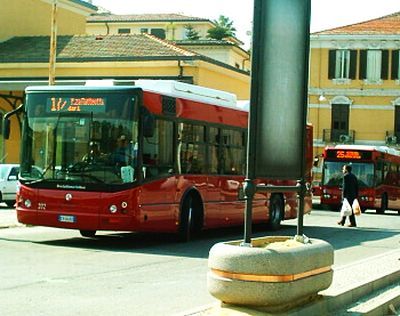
(0, 164, 19, 207)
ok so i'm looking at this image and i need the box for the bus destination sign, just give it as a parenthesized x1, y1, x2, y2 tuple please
(326, 150, 372, 160)
(47, 97, 106, 113)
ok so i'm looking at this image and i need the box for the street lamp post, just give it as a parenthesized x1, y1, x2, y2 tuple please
(49, 0, 58, 85)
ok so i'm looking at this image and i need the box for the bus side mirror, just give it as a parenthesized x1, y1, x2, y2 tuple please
(3, 103, 24, 140)
(3, 118, 10, 140)
(142, 108, 155, 138)
(313, 155, 319, 167)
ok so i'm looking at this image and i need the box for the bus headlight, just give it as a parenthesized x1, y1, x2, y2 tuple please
(323, 194, 331, 199)
(109, 204, 118, 214)
(24, 199, 32, 208)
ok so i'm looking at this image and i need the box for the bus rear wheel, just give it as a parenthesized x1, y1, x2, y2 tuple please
(267, 194, 283, 231)
(178, 193, 203, 242)
(80, 230, 96, 238)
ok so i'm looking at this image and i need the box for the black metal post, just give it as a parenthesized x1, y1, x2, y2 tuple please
(242, 178, 256, 246)
(296, 179, 305, 237)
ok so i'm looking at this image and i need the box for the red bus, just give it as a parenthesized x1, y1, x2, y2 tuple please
(10, 80, 312, 240)
(321, 144, 400, 214)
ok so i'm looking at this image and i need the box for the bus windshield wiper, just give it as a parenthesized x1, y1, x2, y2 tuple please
(78, 173, 105, 184)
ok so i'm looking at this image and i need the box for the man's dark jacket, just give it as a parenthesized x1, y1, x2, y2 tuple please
(342, 172, 358, 202)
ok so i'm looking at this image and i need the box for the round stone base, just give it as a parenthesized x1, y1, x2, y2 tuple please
(207, 236, 334, 310)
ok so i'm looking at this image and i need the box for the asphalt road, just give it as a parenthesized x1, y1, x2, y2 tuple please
(0, 205, 399, 316)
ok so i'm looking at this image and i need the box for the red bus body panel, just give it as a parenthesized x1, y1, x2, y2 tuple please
(17, 176, 301, 233)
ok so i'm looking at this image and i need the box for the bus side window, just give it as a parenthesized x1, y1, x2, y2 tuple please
(382, 162, 391, 184)
(221, 129, 245, 175)
(142, 119, 174, 178)
(375, 160, 383, 186)
(178, 123, 206, 174)
(208, 127, 220, 174)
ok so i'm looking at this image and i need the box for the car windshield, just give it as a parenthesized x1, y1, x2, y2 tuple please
(20, 91, 140, 186)
(322, 161, 375, 187)
(0, 166, 13, 180)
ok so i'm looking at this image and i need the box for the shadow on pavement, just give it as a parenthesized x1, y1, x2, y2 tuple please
(1, 217, 398, 260)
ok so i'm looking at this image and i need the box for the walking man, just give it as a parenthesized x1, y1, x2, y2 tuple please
(337, 164, 358, 227)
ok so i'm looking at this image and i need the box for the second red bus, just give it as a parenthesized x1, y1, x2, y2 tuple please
(321, 144, 400, 214)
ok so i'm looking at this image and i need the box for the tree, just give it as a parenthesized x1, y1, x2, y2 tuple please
(184, 24, 200, 41)
(207, 15, 237, 40)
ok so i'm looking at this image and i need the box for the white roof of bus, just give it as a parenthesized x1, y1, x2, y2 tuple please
(236, 100, 250, 112)
(134, 80, 244, 111)
(332, 144, 400, 156)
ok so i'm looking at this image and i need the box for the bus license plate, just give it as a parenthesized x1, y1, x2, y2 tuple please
(58, 215, 76, 223)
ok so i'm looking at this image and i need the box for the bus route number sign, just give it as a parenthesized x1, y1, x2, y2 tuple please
(47, 97, 106, 113)
(336, 150, 362, 160)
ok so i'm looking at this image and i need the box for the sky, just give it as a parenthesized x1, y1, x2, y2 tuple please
(91, 0, 400, 48)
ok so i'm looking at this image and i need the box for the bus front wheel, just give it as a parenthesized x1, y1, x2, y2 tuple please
(267, 194, 283, 231)
(80, 230, 96, 238)
(377, 194, 387, 214)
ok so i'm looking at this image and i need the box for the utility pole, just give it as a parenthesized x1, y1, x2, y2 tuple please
(49, 0, 58, 85)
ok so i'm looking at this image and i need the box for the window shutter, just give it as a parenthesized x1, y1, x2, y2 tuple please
(349, 50, 357, 79)
(392, 50, 399, 80)
(359, 50, 367, 79)
(328, 50, 336, 79)
(381, 50, 389, 80)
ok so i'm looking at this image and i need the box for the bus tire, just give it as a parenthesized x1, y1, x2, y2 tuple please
(378, 194, 387, 214)
(267, 194, 283, 231)
(80, 230, 96, 238)
(178, 192, 203, 242)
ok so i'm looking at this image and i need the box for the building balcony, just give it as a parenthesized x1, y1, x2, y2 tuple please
(322, 129, 355, 144)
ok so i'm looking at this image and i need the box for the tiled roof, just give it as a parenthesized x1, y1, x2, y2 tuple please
(0, 34, 197, 63)
(313, 11, 400, 35)
(87, 13, 210, 23)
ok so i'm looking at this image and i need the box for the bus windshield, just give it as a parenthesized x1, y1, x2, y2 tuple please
(20, 91, 139, 187)
(322, 161, 374, 187)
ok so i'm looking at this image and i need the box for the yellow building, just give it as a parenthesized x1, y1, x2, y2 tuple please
(0, 0, 96, 40)
(309, 12, 400, 176)
(0, 1, 250, 163)
(86, 13, 215, 41)
(86, 13, 250, 72)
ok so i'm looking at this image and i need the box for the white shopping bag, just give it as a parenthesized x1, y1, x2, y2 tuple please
(340, 198, 352, 217)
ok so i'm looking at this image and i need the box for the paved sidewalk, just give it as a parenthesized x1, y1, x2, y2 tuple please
(0, 207, 22, 229)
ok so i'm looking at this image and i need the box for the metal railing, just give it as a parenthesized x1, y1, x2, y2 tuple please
(385, 131, 398, 145)
(322, 129, 355, 144)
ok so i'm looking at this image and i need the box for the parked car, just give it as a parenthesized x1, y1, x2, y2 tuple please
(0, 164, 19, 207)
